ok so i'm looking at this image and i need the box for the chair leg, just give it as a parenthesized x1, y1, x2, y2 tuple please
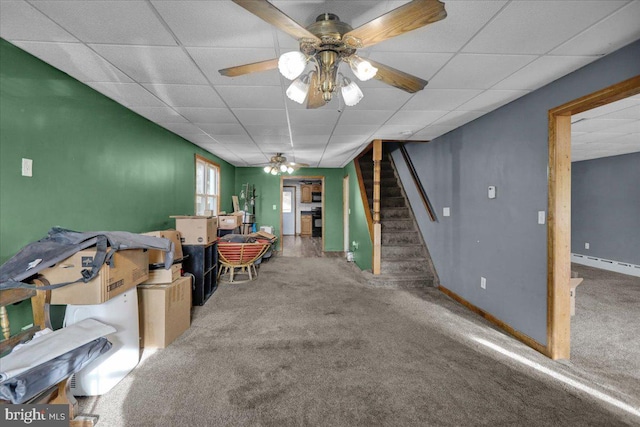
(229, 266, 234, 283)
(247, 264, 253, 281)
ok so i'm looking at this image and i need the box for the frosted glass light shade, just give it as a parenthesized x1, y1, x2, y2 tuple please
(349, 56, 377, 81)
(280, 164, 288, 172)
(287, 167, 294, 174)
(341, 80, 364, 106)
(286, 77, 310, 104)
(278, 51, 307, 80)
(263, 166, 271, 173)
(270, 168, 278, 175)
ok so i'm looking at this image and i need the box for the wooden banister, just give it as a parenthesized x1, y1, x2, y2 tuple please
(399, 143, 436, 222)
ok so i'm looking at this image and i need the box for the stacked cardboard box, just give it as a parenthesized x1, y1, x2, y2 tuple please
(138, 229, 191, 348)
(218, 211, 244, 230)
(170, 215, 217, 244)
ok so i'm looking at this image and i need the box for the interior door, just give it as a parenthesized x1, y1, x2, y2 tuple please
(282, 186, 295, 235)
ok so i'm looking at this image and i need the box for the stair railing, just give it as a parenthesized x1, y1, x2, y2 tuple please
(399, 144, 437, 222)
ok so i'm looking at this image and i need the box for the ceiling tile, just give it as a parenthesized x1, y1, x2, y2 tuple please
(181, 134, 218, 145)
(188, 47, 280, 86)
(245, 125, 290, 137)
(385, 110, 448, 127)
(84, 82, 166, 107)
(493, 55, 597, 91)
(289, 109, 341, 126)
(458, 90, 529, 112)
(232, 109, 287, 126)
(409, 124, 458, 140)
(401, 89, 483, 111)
(338, 110, 396, 125)
(333, 124, 379, 136)
(429, 54, 536, 89)
(574, 98, 640, 120)
(552, 1, 640, 56)
(173, 108, 238, 124)
(90, 45, 207, 84)
(370, 1, 507, 53)
(12, 41, 132, 83)
(128, 106, 187, 123)
(291, 126, 333, 136)
(349, 88, 413, 110)
(365, 52, 454, 83)
(159, 122, 205, 135)
(571, 118, 635, 133)
(143, 84, 226, 107)
(152, 0, 275, 48)
(214, 135, 255, 146)
(216, 86, 285, 109)
(197, 123, 248, 135)
(373, 125, 425, 139)
(571, 131, 626, 145)
(291, 135, 330, 146)
(0, 1, 76, 42)
(462, 1, 627, 54)
(34, 1, 176, 45)
(432, 110, 486, 128)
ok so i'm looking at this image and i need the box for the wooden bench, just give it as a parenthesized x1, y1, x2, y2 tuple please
(0, 278, 107, 426)
(217, 242, 271, 283)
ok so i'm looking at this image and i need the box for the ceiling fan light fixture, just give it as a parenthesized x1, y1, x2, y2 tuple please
(349, 55, 377, 81)
(279, 164, 288, 173)
(270, 168, 278, 175)
(263, 166, 271, 173)
(278, 51, 307, 80)
(341, 77, 364, 107)
(287, 166, 295, 174)
(286, 74, 310, 104)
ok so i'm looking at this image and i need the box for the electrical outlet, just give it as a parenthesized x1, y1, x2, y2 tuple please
(273, 204, 276, 210)
(585, 243, 590, 250)
(443, 207, 450, 217)
(22, 158, 33, 177)
(480, 277, 487, 290)
(538, 211, 546, 225)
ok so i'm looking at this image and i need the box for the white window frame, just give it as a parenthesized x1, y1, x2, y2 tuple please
(195, 155, 220, 216)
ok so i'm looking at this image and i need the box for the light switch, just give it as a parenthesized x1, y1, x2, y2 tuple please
(22, 158, 33, 177)
(488, 186, 496, 199)
(443, 207, 450, 217)
(538, 211, 546, 225)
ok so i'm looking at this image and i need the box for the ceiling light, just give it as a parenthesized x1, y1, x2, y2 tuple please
(349, 55, 378, 81)
(286, 74, 310, 104)
(263, 166, 271, 173)
(270, 168, 278, 175)
(278, 51, 307, 80)
(341, 77, 364, 107)
(263, 153, 308, 175)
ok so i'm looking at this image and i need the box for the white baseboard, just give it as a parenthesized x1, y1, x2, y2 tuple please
(571, 253, 640, 278)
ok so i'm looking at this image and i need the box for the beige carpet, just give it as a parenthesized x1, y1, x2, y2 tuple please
(78, 257, 639, 426)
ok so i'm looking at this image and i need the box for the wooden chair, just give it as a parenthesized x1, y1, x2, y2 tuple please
(0, 278, 103, 426)
(217, 242, 270, 283)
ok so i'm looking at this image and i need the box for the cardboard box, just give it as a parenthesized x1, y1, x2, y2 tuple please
(218, 212, 243, 230)
(138, 276, 192, 348)
(143, 263, 182, 285)
(143, 230, 184, 264)
(44, 248, 149, 305)
(171, 216, 217, 245)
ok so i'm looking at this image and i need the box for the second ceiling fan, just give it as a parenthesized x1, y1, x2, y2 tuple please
(219, 0, 447, 108)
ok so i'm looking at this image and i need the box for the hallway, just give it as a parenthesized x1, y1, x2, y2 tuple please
(79, 257, 638, 426)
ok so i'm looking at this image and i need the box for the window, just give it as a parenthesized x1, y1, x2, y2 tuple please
(195, 155, 220, 216)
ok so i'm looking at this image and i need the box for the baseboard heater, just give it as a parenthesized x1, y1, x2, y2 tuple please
(571, 253, 640, 278)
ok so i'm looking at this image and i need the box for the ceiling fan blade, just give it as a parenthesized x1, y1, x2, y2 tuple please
(343, 0, 446, 48)
(219, 58, 279, 77)
(366, 59, 428, 93)
(232, 0, 320, 42)
(306, 72, 326, 109)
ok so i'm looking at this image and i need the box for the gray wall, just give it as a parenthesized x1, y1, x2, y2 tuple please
(572, 152, 640, 265)
(393, 40, 640, 346)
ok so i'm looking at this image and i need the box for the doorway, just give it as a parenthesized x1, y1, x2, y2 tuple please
(282, 186, 295, 236)
(343, 175, 349, 253)
(547, 75, 640, 359)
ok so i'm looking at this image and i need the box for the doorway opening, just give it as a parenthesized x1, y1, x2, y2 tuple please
(280, 176, 324, 258)
(547, 75, 640, 360)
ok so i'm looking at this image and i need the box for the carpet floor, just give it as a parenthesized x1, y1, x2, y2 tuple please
(78, 257, 640, 426)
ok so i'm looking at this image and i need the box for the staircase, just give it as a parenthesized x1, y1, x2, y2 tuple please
(358, 150, 437, 289)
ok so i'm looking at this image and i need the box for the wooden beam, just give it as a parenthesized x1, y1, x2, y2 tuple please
(372, 140, 382, 275)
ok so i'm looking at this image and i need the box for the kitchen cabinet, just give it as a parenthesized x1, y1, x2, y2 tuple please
(301, 214, 312, 236)
(311, 184, 322, 193)
(301, 185, 312, 203)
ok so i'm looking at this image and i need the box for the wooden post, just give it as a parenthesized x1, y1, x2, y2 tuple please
(372, 140, 382, 275)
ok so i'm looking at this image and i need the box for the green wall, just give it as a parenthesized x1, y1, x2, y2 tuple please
(344, 161, 373, 271)
(0, 39, 235, 332)
(234, 167, 346, 251)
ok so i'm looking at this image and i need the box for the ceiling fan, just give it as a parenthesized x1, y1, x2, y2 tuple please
(262, 153, 310, 175)
(219, 0, 447, 108)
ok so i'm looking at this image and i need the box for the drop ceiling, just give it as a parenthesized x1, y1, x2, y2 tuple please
(1, 0, 639, 167)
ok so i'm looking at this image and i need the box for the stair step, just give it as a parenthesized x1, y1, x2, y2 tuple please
(363, 272, 435, 289)
(382, 231, 421, 245)
(381, 245, 425, 259)
(381, 219, 415, 231)
(381, 197, 406, 208)
(381, 186, 402, 197)
(380, 207, 410, 219)
(381, 259, 430, 274)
